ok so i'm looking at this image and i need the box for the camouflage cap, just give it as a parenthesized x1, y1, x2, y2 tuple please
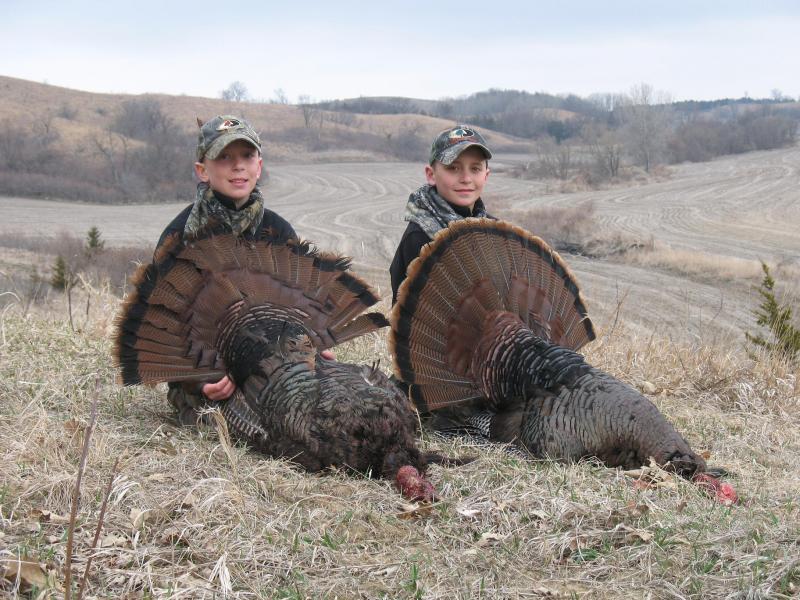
(196, 115, 261, 161)
(429, 125, 492, 165)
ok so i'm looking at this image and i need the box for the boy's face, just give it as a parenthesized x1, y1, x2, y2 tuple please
(425, 147, 490, 211)
(194, 139, 262, 205)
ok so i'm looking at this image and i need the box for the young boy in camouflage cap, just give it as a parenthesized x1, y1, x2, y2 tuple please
(155, 115, 297, 425)
(389, 124, 493, 303)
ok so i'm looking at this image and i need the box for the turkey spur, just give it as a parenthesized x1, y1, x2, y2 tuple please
(114, 232, 450, 500)
(390, 218, 710, 478)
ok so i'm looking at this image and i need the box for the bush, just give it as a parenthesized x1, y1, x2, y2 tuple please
(0, 266, 49, 310)
(386, 124, 427, 161)
(86, 226, 105, 254)
(57, 103, 78, 120)
(51, 255, 72, 290)
(745, 262, 800, 362)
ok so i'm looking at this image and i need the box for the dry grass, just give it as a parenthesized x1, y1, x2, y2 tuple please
(0, 231, 152, 306)
(1, 287, 798, 599)
(493, 201, 650, 259)
(621, 243, 800, 293)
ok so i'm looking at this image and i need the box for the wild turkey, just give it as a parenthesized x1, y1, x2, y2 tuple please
(114, 231, 444, 501)
(390, 218, 736, 503)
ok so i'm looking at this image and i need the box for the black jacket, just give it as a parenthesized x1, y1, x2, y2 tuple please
(389, 199, 488, 303)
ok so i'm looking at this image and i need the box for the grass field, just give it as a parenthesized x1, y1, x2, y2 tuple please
(0, 289, 798, 598)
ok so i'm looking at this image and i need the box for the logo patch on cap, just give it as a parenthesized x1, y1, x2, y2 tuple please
(447, 127, 478, 145)
(216, 119, 241, 131)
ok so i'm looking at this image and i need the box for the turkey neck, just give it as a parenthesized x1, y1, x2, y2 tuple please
(217, 305, 315, 385)
(469, 312, 590, 408)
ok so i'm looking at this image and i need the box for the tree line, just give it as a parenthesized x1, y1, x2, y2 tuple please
(0, 84, 797, 202)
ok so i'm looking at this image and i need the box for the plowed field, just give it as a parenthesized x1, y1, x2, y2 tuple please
(3, 146, 798, 341)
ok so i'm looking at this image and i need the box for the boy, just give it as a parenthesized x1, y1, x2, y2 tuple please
(389, 125, 493, 303)
(156, 115, 298, 424)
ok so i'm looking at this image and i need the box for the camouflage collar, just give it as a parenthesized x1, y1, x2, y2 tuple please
(183, 183, 265, 240)
(403, 184, 489, 238)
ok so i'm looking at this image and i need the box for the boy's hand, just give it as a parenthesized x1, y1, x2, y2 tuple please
(202, 376, 236, 401)
(320, 349, 336, 361)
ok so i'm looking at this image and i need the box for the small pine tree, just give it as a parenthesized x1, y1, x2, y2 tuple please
(51, 255, 71, 290)
(86, 225, 105, 255)
(745, 262, 800, 362)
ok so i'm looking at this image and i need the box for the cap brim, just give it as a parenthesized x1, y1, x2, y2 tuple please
(203, 133, 261, 160)
(436, 141, 492, 165)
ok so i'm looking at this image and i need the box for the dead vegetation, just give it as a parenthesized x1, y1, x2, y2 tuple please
(491, 200, 800, 304)
(621, 244, 800, 291)
(0, 231, 151, 311)
(492, 200, 651, 259)
(0, 285, 798, 599)
(0, 76, 524, 204)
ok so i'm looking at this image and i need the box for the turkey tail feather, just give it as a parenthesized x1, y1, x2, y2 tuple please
(115, 233, 387, 386)
(390, 218, 595, 410)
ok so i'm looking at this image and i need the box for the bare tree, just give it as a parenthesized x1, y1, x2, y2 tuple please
(385, 122, 426, 160)
(34, 112, 60, 145)
(536, 136, 574, 180)
(770, 88, 791, 102)
(620, 83, 672, 172)
(0, 121, 36, 170)
(93, 131, 130, 188)
(112, 97, 174, 141)
(272, 88, 289, 104)
(221, 81, 249, 102)
(297, 95, 319, 128)
(328, 111, 358, 127)
(587, 92, 627, 126)
(584, 124, 623, 179)
(0, 118, 59, 171)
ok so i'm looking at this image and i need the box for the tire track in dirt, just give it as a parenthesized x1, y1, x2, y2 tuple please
(520, 147, 800, 263)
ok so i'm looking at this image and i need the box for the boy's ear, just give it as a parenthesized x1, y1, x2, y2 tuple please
(424, 164, 436, 186)
(194, 161, 209, 182)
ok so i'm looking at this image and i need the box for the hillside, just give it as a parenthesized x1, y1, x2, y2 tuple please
(0, 75, 526, 164)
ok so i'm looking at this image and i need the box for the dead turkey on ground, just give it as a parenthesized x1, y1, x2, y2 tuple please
(390, 218, 736, 504)
(114, 232, 451, 501)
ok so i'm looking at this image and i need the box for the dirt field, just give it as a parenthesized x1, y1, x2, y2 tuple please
(2, 145, 799, 342)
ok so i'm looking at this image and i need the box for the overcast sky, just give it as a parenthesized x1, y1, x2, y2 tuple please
(3, 0, 799, 103)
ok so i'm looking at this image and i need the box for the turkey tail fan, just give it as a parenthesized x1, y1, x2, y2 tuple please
(114, 232, 387, 386)
(390, 218, 595, 411)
